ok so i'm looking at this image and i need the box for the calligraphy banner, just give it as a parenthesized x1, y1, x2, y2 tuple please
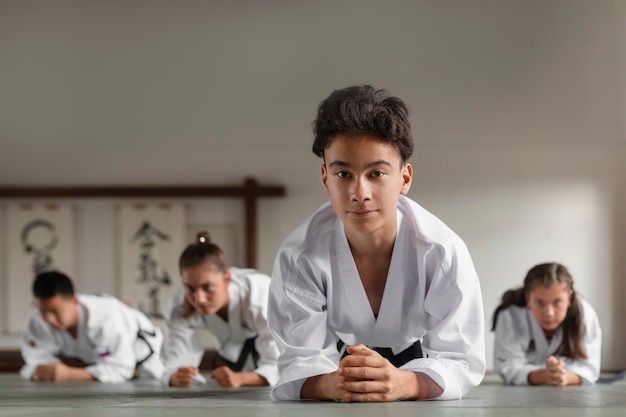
(117, 203, 186, 325)
(5, 204, 76, 334)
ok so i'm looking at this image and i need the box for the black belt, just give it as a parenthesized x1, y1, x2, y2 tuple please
(336, 339, 423, 368)
(133, 328, 157, 379)
(135, 329, 157, 366)
(212, 336, 259, 372)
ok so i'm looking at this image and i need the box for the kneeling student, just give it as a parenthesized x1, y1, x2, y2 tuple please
(492, 262, 601, 385)
(20, 270, 164, 383)
(161, 232, 278, 388)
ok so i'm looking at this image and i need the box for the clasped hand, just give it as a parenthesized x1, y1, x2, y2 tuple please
(333, 344, 419, 402)
(545, 356, 568, 386)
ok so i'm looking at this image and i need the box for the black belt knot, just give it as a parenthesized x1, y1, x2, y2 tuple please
(336, 339, 423, 368)
(212, 336, 259, 372)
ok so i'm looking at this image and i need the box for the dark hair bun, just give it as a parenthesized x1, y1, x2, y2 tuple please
(196, 231, 211, 244)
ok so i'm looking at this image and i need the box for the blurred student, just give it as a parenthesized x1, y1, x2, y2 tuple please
(161, 232, 278, 388)
(492, 262, 601, 385)
(21, 270, 164, 383)
(267, 85, 486, 402)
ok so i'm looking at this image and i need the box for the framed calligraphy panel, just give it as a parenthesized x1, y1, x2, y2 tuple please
(118, 203, 186, 323)
(5, 204, 76, 334)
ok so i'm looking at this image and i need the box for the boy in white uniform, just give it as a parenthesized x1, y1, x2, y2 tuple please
(268, 85, 486, 402)
(20, 271, 164, 383)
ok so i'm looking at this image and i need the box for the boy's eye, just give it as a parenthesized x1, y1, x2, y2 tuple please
(201, 285, 213, 292)
(336, 171, 350, 179)
(371, 171, 385, 178)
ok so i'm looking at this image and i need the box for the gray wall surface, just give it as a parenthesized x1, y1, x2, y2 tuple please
(1, 0, 624, 371)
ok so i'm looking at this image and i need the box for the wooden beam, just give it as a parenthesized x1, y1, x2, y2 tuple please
(0, 181, 285, 199)
(0, 178, 286, 269)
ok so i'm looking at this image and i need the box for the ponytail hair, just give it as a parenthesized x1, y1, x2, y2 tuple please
(491, 288, 526, 331)
(178, 231, 228, 274)
(178, 231, 229, 317)
(491, 262, 587, 361)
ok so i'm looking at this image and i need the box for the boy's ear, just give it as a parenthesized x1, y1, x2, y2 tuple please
(321, 164, 330, 195)
(400, 163, 413, 195)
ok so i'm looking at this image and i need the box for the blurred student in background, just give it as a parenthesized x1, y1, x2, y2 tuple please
(161, 232, 278, 388)
(21, 270, 164, 383)
(492, 262, 601, 385)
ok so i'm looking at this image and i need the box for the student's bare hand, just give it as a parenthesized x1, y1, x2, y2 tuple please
(170, 367, 199, 387)
(545, 356, 567, 386)
(301, 371, 347, 401)
(338, 344, 419, 402)
(32, 363, 71, 382)
(210, 366, 243, 388)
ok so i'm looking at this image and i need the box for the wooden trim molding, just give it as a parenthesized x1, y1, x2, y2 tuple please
(0, 350, 23, 372)
(0, 177, 286, 268)
(0, 349, 219, 372)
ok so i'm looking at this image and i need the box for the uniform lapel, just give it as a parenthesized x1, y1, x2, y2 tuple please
(371, 210, 406, 347)
(334, 218, 377, 342)
(527, 310, 551, 361)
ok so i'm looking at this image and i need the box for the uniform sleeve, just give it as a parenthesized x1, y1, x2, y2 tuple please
(245, 278, 280, 386)
(19, 313, 62, 380)
(493, 308, 542, 385)
(84, 307, 138, 383)
(407, 250, 486, 400)
(564, 301, 602, 384)
(160, 295, 205, 385)
(267, 250, 341, 400)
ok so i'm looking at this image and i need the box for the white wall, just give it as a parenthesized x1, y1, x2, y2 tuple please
(0, 0, 624, 371)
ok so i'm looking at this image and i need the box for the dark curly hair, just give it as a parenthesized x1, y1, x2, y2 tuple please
(312, 85, 414, 164)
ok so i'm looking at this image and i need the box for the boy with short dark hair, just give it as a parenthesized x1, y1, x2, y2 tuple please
(21, 270, 164, 383)
(268, 85, 486, 401)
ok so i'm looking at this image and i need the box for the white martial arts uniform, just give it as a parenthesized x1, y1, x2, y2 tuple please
(20, 293, 164, 383)
(493, 298, 601, 385)
(268, 195, 486, 401)
(161, 267, 279, 386)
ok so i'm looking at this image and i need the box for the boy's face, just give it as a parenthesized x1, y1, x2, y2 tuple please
(321, 134, 412, 240)
(36, 295, 79, 331)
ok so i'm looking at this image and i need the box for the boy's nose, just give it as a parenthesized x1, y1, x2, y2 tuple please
(43, 312, 57, 326)
(351, 178, 371, 201)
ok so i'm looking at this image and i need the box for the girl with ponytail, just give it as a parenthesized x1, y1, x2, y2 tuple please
(492, 262, 601, 385)
(161, 232, 278, 388)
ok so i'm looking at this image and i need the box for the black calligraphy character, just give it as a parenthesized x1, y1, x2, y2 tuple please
(131, 221, 173, 319)
(21, 219, 59, 275)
